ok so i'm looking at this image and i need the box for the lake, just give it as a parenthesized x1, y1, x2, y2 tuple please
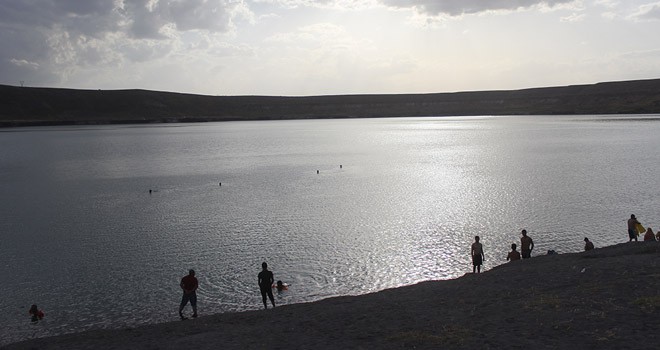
(2, 115, 660, 345)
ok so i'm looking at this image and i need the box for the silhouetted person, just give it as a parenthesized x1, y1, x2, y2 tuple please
(628, 214, 640, 242)
(644, 227, 656, 241)
(179, 269, 198, 320)
(520, 229, 534, 259)
(584, 237, 595, 251)
(471, 236, 485, 273)
(29, 304, 44, 322)
(507, 243, 521, 261)
(258, 262, 276, 309)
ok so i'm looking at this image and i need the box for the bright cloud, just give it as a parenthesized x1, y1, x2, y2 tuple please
(629, 2, 660, 21)
(380, 0, 576, 16)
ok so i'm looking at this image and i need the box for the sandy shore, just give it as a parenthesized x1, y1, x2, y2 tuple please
(4, 242, 660, 349)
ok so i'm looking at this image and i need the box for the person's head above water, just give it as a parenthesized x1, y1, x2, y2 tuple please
(262, 262, 267, 270)
(277, 280, 283, 287)
(188, 269, 195, 276)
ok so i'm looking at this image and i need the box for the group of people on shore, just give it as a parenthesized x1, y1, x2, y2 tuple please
(178, 262, 285, 320)
(470, 229, 535, 273)
(470, 214, 660, 273)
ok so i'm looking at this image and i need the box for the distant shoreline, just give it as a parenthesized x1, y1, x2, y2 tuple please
(2, 78, 660, 128)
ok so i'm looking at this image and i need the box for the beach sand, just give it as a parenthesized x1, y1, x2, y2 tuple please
(4, 242, 659, 349)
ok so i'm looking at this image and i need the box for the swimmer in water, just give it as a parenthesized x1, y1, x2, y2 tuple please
(274, 280, 288, 291)
(29, 305, 44, 322)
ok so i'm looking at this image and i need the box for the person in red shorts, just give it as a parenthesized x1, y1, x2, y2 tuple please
(179, 269, 198, 320)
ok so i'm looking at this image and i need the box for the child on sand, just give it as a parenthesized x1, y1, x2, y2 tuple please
(584, 237, 595, 251)
(507, 244, 521, 261)
(643, 228, 656, 241)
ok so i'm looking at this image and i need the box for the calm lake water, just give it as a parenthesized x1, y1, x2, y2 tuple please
(2, 115, 660, 345)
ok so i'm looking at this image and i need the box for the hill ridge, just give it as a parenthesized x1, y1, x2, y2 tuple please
(2, 78, 660, 127)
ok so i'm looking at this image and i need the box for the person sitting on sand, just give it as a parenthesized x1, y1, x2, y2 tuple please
(274, 280, 288, 291)
(520, 229, 534, 259)
(179, 269, 198, 320)
(627, 214, 641, 242)
(258, 262, 276, 309)
(471, 236, 485, 273)
(29, 304, 44, 322)
(584, 237, 595, 251)
(507, 243, 521, 261)
(643, 227, 656, 241)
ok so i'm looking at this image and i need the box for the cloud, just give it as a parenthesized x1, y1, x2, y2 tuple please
(594, 0, 619, 9)
(379, 0, 576, 17)
(117, 0, 247, 39)
(0, 0, 251, 87)
(618, 48, 660, 59)
(252, 0, 379, 10)
(629, 2, 660, 21)
(9, 59, 40, 70)
(561, 12, 586, 21)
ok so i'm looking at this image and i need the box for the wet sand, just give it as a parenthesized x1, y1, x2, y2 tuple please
(4, 242, 660, 349)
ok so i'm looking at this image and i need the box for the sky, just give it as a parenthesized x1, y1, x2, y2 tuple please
(1, 0, 660, 96)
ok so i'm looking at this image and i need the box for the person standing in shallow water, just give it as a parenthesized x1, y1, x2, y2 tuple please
(520, 230, 534, 259)
(471, 236, 485, 273)
(179, 269, 198, 320)
(627, 214, 640, 242)
(258, 262, 276, 309)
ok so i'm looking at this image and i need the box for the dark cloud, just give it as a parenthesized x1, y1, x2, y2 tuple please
(0, 0, 243, 86)
(0, 0, 238, 38)
(380, 0, 575, 16)
(0, 1, 119, 37)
